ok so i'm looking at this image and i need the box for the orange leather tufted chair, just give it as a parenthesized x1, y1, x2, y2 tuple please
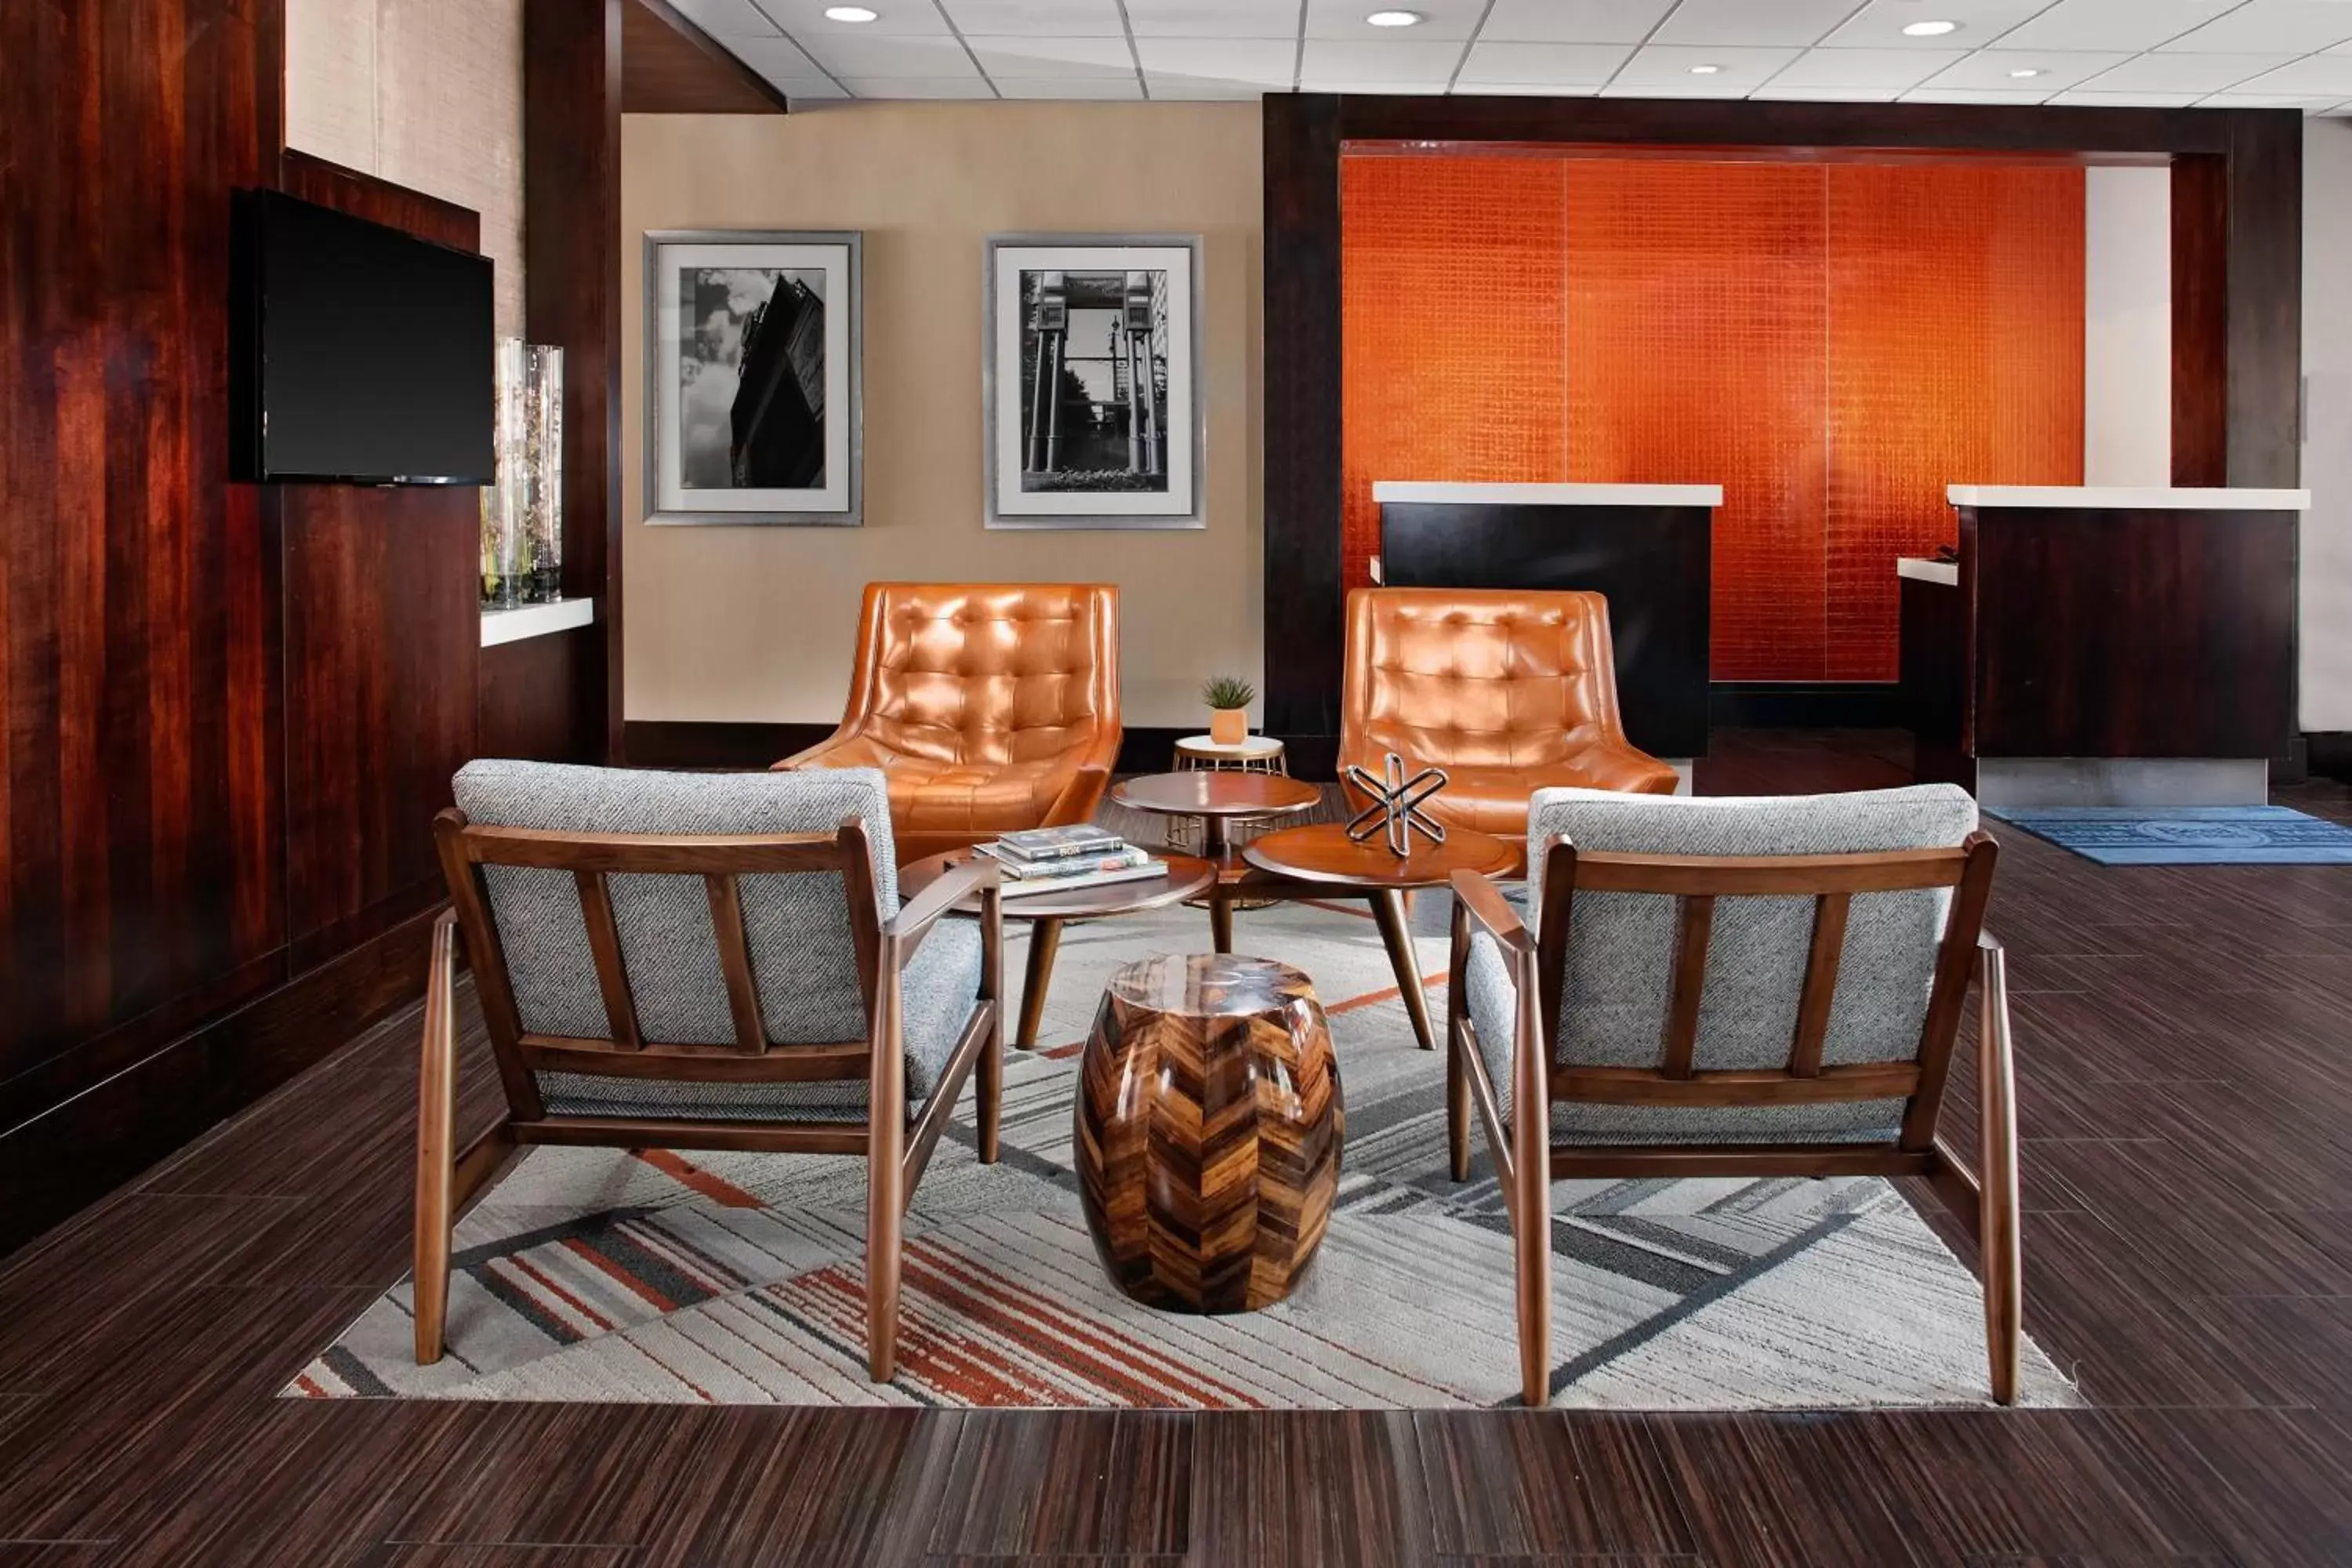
(1340, 587, 1679, 838)
(779, 583, 1123, 864)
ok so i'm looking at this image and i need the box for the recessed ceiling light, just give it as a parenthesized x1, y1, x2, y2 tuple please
(2008, 67, 2045, 78)
(1367, 9, 1424, 26)
(1689, 64, 1722, 74)
(824, 5, 879, 20)
(1902, 19, 1959, 35)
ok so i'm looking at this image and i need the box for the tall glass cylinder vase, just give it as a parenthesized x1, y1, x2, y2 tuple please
(480, 340, 564, 608)
(521, 344, 564, 602)
(481, 339, 528, 608)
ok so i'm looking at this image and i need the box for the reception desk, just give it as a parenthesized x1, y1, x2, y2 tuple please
(1901, 485, 2307, 807)
(1374, 481, 1720, 760)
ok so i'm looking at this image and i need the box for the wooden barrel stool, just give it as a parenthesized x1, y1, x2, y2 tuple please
(1075, 953, 1342, 1313)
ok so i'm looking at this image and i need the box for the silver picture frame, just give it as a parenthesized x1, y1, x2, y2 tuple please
(982, 233, 1206, 531)
(643, 228, 862, 527)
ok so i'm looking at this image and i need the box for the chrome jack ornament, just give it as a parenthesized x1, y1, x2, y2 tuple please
(1343, 752, 1449, 858)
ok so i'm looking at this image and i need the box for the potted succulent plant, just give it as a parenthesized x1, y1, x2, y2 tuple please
(1203, 674, 1256, 746)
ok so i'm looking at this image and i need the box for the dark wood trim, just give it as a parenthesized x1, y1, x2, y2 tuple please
(480, 626, 603, 763)
(2221, 111, 2303, 489)
(622, 720, 826, 770)
(622, 0, 793, 114)
(1115, 728, 1191, 775)
(622, 721, 1203, 779)
(1262, 94, 2303, 767)
(0, 905, 444, 1261)
(2303, 731, 2352, 782)
(1710, 681, 1904, 729)
(2171, 154, 2227, 487)
(525, 0, 625, 764)
(1262, 94, 1346, 755)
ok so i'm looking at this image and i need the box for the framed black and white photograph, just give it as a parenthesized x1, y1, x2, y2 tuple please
(984, 234, 1202, 530)
(644, 230, 860, 526)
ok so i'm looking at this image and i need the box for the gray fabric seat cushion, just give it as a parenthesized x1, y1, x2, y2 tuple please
(452, 760, 982, 1123)
(1463, 784, 1976, 1145)
(535, 916, 984, 1122)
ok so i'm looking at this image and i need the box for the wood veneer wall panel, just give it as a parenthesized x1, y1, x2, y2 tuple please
(524, 0, 622, 764)
(1823, 164, 2085, 682)
(1563, 161, 1828, 682)
(274, 154, 483, 946)
(0, 0, 287, 1083)
(1263, 94, 1345, 767)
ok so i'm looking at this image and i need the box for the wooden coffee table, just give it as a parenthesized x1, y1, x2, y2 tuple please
(1240, 822, 1519, 1052)
(1076, 953, 1341, 1313)
(901, 848, 1217, 1051)
(1111, 771, 1322, 858)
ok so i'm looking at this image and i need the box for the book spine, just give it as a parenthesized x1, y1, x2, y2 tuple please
(1001, 848, 1148, 880)
(999, 839, 1120, 862)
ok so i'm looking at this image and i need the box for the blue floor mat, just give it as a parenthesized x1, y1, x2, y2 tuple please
(1986, 805, 2352, 866)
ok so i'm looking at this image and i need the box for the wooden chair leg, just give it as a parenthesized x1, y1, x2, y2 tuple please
(868, 964, 908, 1381)
(1374, 888, 1436, 1050)
(1510, 955, 1552, 1407)
(978, 887, 1004, 1164)
(1015, 916, 1062, 1051)
(1977, 941, 2023, 1404)
(413, 913, 459, 1366)
(1446, 899, 1472, 1182)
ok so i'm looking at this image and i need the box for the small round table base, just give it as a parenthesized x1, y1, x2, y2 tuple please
(1075, 954, 1342, 1314)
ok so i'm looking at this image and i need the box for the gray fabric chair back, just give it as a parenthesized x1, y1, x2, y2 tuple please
(452, 760, 898, 1048)
(1527, 785, 1976, 1084)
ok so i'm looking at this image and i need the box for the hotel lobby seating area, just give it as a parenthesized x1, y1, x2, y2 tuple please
(5, 0, 2352, 1560)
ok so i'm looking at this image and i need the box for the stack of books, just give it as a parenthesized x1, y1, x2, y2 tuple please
(974, 826, 1167, 897)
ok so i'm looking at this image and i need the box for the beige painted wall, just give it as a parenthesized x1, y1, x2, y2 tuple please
(284, 0, 525, 336)
(621, 104, 1265, 730)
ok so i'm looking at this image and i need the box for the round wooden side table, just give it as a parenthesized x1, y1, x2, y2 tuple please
(1075, 953, 1342, 1314)
(1241, 822, 1519, 1053)
(1112, 771, 1323, 936)
(1160, 736, 1294, 858)
(1174, 733, 1288, 775)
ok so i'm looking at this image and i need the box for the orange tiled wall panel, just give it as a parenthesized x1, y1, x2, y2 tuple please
(1824, 164, 2085, 681)
(1339, 154, 2085, 682)
(1563, 161, 1829, 681)
(1340, 155, 1566, 597)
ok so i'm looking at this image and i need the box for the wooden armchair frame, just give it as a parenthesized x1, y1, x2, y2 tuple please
(1446, 830, 2016, 1408)
(417, 808, 1004, 1381)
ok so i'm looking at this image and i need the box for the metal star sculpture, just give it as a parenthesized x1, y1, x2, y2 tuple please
(1343, 751, 1450, 857)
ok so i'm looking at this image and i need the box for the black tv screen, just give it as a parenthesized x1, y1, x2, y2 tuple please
(234, 189, 494, 485)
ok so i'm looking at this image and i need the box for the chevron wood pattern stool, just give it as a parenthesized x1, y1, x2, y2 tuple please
(1075, 953, 1343, 1313)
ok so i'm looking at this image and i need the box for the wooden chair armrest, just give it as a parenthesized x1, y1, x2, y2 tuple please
(888, 855, 1000, 964)
(1450, 868, 1534, 964)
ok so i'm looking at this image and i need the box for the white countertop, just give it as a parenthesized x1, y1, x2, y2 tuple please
(481, 597, 595, 648)
(1896, 557, 1958, 586)
(1947, 485, 2310, 511)
(1374, 481, 1724, 508)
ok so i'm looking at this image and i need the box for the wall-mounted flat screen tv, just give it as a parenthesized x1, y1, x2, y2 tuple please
(233, 188, 494, 485)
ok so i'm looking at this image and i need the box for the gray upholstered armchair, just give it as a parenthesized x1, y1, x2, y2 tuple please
(416, 760, 1003, 1383)
(1446, 785, 2017, 1408)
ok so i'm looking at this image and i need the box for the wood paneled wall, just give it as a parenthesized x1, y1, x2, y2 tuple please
(520, 0, 624, 764)
(274, 153, 485, 960)
(0, 9, 539, 1256)
(1, 1, 290, 1149)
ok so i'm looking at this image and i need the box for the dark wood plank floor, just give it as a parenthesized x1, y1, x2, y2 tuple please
(2, 731, 2347, 1566)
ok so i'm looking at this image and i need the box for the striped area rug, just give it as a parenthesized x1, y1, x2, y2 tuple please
(291, 899, 2079, 1410)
